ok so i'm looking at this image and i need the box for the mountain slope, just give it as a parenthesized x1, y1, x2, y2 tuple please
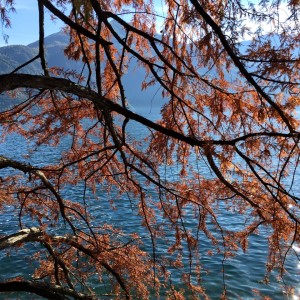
(0, 31, 164, 113)
(0, 45, 40, 74)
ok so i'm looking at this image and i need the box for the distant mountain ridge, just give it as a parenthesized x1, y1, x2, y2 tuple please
(0, 30, 288, 114)
(0, 31, 83, 74)
(0, 31, 166, 113)
(0, 44, 39, 74)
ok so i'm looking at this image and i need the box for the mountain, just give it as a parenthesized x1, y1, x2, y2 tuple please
(0, 45, 40, 74)
(0, 31, 165, 114)
(0, 31, 84, 74)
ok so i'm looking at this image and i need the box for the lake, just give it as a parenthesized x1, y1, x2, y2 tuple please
(0, 106, 299, 299)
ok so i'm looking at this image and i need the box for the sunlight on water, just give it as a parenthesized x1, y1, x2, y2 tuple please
(293, 245, 300, 253)
(291, 243, 300, 300)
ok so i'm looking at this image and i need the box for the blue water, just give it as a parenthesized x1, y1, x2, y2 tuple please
(0, 107, 299, 299)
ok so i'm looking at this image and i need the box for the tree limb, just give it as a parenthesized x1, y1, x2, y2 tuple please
(0, 74, 298, 150)
(0, 227, 42, 250)
(0, 155, 75, 232)
(0, 280, 95, 299)
(189, 0, 295, 133)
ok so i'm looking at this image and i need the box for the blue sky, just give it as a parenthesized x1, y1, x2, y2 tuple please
(0, 1, 288, 47)
(0, 0, 63, 46)
(0, 1, 167, 47)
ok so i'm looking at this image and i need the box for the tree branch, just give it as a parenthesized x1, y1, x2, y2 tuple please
(0, 74, 298, 150)
(0, 155, 75, 232)
(0, 227, 129, 299)
(189, 0, 295, 133)
(39, 0, 112, 46)
(0, 227, 42, 250)
(0, 280, 95, 299)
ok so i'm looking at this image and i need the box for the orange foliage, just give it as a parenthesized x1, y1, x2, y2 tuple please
(0, 0, 300, 299)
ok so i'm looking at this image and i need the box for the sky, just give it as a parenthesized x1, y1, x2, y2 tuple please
(0, 0, 165, 46)
(0, 1, 291, 47)
(0, 0, 64, 46)
(0, 0, 167, 47)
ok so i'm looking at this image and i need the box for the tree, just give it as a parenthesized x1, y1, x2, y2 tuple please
(0, 0, 300, 298)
